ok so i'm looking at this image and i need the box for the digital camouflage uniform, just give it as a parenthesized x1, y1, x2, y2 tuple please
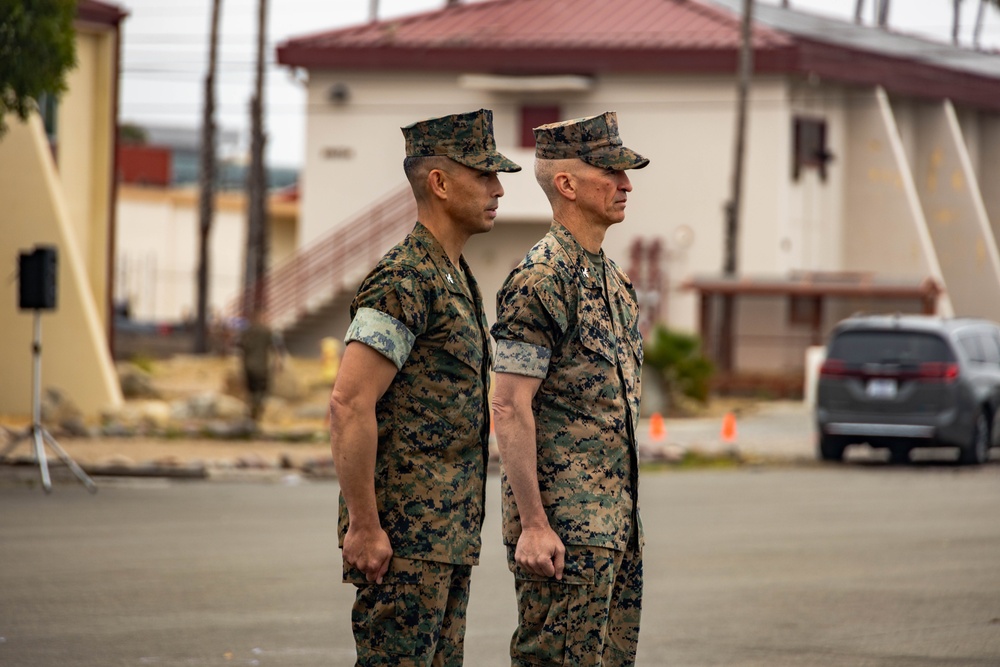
(492, 112, 649, 667)
(339, 109, 520, 667)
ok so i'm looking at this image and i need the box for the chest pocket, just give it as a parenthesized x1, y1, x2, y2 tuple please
(443, 320, 485, 372)
(577, 294, 617, 365)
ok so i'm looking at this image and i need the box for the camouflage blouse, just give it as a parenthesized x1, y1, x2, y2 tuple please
(339, 222, 492, 566)
(492, 221, 643, 551)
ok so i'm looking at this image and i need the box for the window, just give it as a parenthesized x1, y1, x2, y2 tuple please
(788, 295, 820, 326)
(958, 335, 985, 363)
(829, 332, 954, 365)
(978, 331, 1000, 364)
(520, 105, 561, 148)
(792, 116, 833, 181)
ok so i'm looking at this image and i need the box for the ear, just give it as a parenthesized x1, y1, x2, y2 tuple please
(427, 168, 449, 200)
(553, 171, 577, 201)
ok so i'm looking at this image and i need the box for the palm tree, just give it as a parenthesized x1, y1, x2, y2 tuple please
(973, 0, 1000, 48)
(953, 0, 964, 44)
(877, 0, 891, 27)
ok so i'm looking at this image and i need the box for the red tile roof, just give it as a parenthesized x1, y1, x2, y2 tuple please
(278, 0, 796, 73)
(77, 0, 128, 26)
(276, 0, 1000, 111)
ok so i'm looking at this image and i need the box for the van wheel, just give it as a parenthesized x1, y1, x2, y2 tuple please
(819, 435, 846, 462)
(958, 411, 989, 466)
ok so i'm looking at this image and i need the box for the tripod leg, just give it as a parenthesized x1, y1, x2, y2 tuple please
(41, 429, 97, 493)
(33, 426, 52, 494)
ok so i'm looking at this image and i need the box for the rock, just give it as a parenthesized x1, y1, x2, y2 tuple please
(41, 388, 82, 428)
(293, 404, 329, 421)
(187, 392, 218, 420)
(57, 415, 91, 437)
(117, 363, 160, 399)
(116, 400, 172, 429)
(214, 394, 247, 421)
(271, 362, 305, 402)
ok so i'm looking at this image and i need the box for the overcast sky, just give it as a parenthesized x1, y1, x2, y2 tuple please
(117, 0, 1000, 168)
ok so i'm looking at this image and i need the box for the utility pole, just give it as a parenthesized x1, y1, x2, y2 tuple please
(953, 0, 964, 44)
(877, 0, 890, 27)
(243, 0, 268, 318)
(194, 0, 222, 353)
(972, 0, 998, 48)
(974, 0, 987, 46)
(719, 0, 754, 375)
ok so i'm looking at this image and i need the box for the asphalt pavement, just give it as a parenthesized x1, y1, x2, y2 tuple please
(2, 462, 999, 666)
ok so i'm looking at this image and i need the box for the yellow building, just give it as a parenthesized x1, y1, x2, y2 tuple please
(0, 1, 127, 418)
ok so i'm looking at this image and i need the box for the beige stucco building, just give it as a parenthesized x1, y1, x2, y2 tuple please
(271, 0, 1000, 391)
(0, 1, 126, 418)
(115, 185, 299, 323)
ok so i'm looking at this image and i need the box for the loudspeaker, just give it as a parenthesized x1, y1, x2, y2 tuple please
(18, 246, 58, 311)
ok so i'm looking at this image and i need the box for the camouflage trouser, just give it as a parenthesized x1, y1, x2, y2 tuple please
(507, 540, 643, 667)
(347, 557, 472, 667)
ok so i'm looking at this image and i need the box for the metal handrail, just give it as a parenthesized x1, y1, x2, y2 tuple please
(229, 184, 416, 329)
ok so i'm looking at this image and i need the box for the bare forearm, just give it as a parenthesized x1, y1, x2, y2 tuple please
(330, 396, 381, 529)
(494, 401, 549, 530)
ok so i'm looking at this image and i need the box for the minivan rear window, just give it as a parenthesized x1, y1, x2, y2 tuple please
(828, 331, 955, 365)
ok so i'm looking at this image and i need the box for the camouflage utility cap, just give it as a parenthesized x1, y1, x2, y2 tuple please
(402, 108, 521, 173)
(534, 111, 649, 170)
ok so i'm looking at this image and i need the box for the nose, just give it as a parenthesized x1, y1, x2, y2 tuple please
(490, 173, 504, 198)
(619, 172, 632, 193)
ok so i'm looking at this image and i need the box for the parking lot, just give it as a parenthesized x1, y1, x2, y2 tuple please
(2, 461, 998, 666)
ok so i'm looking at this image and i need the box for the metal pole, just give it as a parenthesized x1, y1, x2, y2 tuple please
(30, 311, 52, 492)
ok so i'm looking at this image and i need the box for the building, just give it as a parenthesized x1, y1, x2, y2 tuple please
(0, 1, 127, 417)
(115, 183, 299, 325)
(115, 123, 299, 325)
(274, 0, 1000, 390)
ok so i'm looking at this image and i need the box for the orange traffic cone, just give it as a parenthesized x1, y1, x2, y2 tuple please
(649, 412, 666, 442)
(721, 411, 737, 444)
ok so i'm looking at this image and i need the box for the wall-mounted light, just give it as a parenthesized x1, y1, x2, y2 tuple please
(328, 83, 350, 105)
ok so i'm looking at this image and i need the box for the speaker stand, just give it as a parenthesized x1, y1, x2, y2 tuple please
(0, 310, 97, 493)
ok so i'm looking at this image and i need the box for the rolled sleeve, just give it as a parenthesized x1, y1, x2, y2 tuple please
(494, 340, 551, 379)
(345, 307, 416, 371)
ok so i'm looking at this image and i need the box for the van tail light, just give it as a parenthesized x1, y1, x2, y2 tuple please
(917, 362, 959, 383)
(820, 358, 848, 377)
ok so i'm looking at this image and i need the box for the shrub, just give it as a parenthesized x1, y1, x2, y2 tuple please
(644, 325, 713, 404)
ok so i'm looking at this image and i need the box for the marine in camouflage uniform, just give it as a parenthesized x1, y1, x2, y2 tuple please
(328, 109, 520, 667)
(491, 111, 650, 667)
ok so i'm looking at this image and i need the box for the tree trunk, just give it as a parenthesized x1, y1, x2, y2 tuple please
(719, 0, 754, 374)
(953, 0, 963, 44)
(973, 0, 986, 48)
(877, 0, 890, 27)
(194, 0, 222, 353)
(244, 0, 268, 319)
(854, 0, 865, 24)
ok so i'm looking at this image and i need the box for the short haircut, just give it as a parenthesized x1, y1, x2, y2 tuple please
(403, 155, 455, 202)
(534, 158, 580, 204)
